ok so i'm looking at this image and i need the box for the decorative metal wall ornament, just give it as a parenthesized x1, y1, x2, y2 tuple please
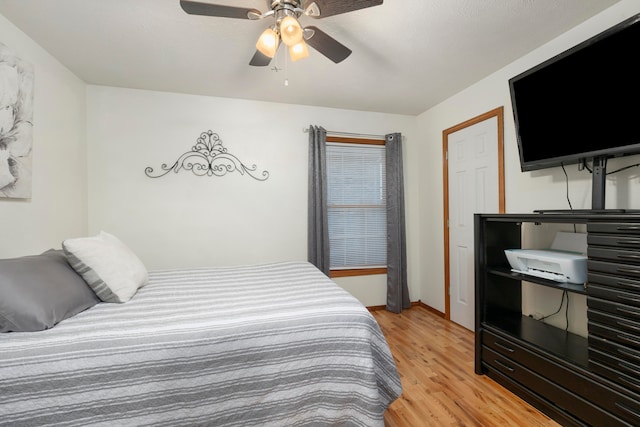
(145, 130, 269, 181)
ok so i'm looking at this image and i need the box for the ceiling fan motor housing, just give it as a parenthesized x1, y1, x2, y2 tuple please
(270, 0, 304, 23)
(269, 0, 321, 20)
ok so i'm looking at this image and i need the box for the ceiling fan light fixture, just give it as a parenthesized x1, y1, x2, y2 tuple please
(256, 27, 279, 58)
(280, 15, 303, 46)
(179, 0, 384, 67)
(289, 40, 309, 61)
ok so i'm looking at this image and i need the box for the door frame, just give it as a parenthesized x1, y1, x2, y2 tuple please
(442, 106, 505, 321)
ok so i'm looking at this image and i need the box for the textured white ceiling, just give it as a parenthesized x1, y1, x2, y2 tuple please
(0, 0, 621, 115)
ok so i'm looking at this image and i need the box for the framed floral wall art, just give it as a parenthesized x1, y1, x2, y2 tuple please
(0, 42, 33, 199)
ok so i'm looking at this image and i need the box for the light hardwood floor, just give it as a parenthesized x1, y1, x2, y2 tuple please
(371, 306, 561, 427)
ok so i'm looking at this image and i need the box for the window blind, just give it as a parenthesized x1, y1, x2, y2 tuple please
(326, 143, 386, 269)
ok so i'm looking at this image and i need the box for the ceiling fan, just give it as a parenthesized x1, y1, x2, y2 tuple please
(179, 0, 383, 66)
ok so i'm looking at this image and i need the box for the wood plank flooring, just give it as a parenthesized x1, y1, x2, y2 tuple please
(371, 306, 561, 427)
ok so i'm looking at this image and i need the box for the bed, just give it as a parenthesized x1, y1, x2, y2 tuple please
(0, 257, 402, 426)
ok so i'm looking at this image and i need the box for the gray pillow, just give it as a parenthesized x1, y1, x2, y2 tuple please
(0, 249, 100, 332)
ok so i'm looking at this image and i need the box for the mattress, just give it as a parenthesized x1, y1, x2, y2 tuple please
(0, 261, 401, 426)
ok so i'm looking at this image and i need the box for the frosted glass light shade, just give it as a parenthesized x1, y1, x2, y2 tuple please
(289, 40, 309, 61)
(256, 28, 279, 58)
(280, 16, 303, 46)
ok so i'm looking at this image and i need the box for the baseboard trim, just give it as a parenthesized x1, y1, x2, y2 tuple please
(367, 300, 445, 318)
(415, 301, 445, 318)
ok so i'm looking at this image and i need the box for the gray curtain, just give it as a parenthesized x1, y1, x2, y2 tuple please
(307, 125, 330, 276)
(385, 132, 410, 313)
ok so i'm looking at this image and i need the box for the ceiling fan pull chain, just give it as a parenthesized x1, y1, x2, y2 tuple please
(284, 47, 289, 86)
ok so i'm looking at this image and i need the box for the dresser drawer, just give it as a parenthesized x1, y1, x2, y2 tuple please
(588, 222, 640, 236)
(483, 347, 635, 426)
(589, 321, 640, 351)
(483, 329, 629, 415)
(588, 246, 640, 265)
(589, 284, 640, 308)
(588, 309, 640, 337)
(588, 260, 640, 280)
(590, 333, 640, 366)
(481, 329, 585, 377)
(483, 330, 544, 369)
(588, 273, 640, 294)
(588, 234, 640, 250)
(589, 355, 640, 397)
(589, 347, 640, 391)
(588, 296, 640, 322)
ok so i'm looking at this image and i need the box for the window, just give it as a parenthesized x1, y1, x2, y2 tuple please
(326, 137, 386, 277)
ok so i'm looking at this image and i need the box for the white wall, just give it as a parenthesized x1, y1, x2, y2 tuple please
(416, 0, 640, 319)
(3, 0, 637, 313)
(86, 86, 418, 307)
(0, 14, 87, 258)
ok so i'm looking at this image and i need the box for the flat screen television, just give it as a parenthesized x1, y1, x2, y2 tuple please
(509, 12, 640, 210)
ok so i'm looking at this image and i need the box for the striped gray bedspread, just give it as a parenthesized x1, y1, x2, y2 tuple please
(0, 261, 401, 426)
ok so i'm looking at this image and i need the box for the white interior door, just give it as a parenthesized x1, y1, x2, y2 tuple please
(448, 116, 500, 330)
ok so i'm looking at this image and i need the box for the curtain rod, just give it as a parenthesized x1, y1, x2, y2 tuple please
(302, 127, 385, 140)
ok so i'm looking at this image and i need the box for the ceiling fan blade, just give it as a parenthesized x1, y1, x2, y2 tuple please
(249, 50, 272, 67)
(304, 0, 383, 18)
(180, 0, 261, 19)
(304, 26, 351, 63)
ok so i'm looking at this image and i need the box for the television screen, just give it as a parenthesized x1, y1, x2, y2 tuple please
(509, 13, 640, 172)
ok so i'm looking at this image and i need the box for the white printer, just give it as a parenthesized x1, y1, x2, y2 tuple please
(504, 232, 587, 285)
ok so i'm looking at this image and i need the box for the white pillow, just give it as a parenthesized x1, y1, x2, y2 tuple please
(62, 231, 148, 303)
